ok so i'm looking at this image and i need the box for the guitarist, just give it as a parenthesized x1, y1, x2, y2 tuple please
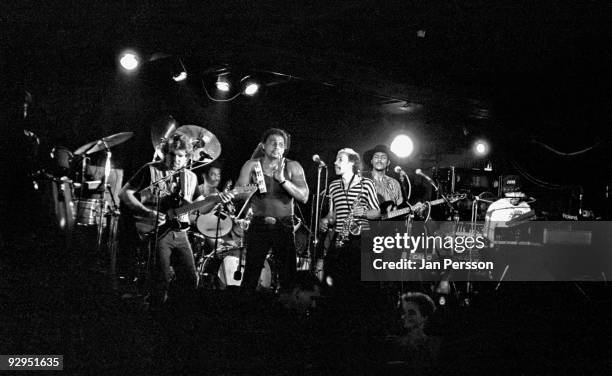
(119, 133, 210, 308)
(363, 145, 404, 214)
(362, 144, 404, 216)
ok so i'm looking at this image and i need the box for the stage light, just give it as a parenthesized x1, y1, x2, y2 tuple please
(119, 53, 139, 71)
(216, 76, 230, 92)
(171, 58, 188, 82)
(172, 71, 187, 82)
(390, 134, 414, 158)
(473, 140, 489, 156)
(244, 82, 259, 96)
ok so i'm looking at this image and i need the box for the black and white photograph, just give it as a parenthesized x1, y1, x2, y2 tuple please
(1, 1, 611, 374)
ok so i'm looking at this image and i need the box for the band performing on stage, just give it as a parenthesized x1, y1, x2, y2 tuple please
(2, 82, 610, 375)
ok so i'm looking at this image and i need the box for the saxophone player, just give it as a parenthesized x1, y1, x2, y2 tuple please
(320, 148, 380, 291)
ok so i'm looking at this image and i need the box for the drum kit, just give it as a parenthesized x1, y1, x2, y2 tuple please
(42, 131, 135, 235)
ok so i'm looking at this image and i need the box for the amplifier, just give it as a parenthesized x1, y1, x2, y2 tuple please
(543, 229, 592, 245)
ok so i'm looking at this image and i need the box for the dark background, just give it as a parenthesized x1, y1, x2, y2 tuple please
(2, 2, 612, 374)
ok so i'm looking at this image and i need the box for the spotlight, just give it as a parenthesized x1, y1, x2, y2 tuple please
(216, 76, 230, 92)
(240, 75, 259, 96)
(172, 71, 187, 82)
(473, 140, 489, 156)
(171, 58, 187, 82)
(390, 134, 414, 158)
(244, 82, 259, 96)
(119, 52, 139, 71)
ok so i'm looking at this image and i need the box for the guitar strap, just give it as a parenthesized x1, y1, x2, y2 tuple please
(253, 161, 267, 193)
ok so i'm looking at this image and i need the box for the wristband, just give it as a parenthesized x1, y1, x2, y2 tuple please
(279, 180, 287, 185)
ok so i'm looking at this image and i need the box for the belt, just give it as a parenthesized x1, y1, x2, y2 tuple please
(252, 216, 293, 225)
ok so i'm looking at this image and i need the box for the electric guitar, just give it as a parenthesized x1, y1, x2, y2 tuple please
(381, 194, 466, 220)
(135, 185, 258, 240)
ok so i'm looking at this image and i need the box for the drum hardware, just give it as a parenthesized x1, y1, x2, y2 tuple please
(73, 132, 132, 290)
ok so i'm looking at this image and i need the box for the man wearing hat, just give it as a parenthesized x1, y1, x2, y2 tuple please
(484, 175, 532, 242)
(363, 144, 403, 213)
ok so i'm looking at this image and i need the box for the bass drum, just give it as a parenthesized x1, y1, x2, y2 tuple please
(196, 210, 233, 238)
(217, 250, 272, 289)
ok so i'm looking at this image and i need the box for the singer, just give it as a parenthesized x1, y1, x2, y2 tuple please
(362, 144, 403, 213)
(119, 133, 207, 309)
(236, 128, 309, 292)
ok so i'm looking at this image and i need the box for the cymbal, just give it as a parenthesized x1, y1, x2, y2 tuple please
(174, 125, 221, 163)
(74, 132, 134, 155)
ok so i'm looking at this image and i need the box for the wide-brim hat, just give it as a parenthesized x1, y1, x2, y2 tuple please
(363, 144, 394, 168)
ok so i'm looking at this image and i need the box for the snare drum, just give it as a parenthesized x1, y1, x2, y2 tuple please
(75, 198, 104, 226)
(217, 250, 272, 289)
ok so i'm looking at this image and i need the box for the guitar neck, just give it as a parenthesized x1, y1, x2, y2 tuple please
(172, 186, 258, 217)
(382, 207, 412, 220)
(382, 197, 461, 220)
(173, 195, 221, 217)
(428, 198, 446, 206)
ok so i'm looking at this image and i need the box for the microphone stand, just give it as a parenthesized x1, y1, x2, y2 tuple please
(310, 164, 328, 273)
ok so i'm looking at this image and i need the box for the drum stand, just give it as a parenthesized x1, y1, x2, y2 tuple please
(95, 144, 112, 252)
(105, 185, 120, 290)
(196, 205, 228, 289)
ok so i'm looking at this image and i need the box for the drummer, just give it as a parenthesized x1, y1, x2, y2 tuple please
(198, 162, 222, 197)
(193, 162, 244, 252)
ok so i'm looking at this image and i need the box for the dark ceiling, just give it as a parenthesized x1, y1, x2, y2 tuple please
(2, 0, 611, 200)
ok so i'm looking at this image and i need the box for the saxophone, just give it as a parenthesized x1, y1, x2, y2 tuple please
(335, 184, 365, 248)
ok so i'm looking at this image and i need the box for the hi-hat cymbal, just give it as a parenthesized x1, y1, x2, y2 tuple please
(174, 125, 221, 163)
(74, 132, 134, 155)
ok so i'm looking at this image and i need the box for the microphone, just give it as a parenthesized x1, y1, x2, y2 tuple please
(415, 169, 439, 191)
(394, 166, 406, 175)
(394, 166, 406, 181)
(312, 154, 327, 168)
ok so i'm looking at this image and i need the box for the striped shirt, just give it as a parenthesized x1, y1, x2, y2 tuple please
(328, 177, 379, 232)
